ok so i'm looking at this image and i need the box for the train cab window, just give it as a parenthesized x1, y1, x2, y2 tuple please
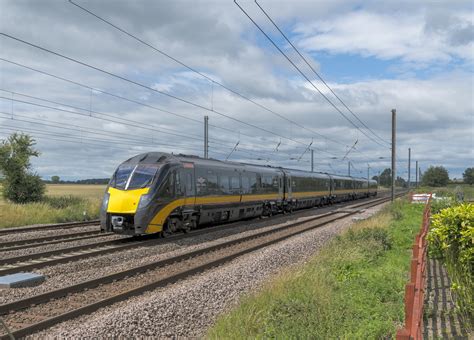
(111, 164, 160, 190)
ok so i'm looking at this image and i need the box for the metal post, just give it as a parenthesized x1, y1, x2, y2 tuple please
(367, 164, 370, 181)
(348, 161, 351, 176)
(311, 149, 314, 172)
(419, 167, 422, 186)
(408, 148, 411, 189)
(416, 161, 419, 188)
(391, 109, 396, 202)
(204, 115, 209, 159)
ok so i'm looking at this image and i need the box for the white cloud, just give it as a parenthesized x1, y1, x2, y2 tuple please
(294, 9, 473, 64)
(0, 0, 472, 179)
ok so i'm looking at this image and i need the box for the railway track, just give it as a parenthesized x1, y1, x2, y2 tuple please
(0, 194, 396, 276)
(0, 220, 100, 236)
(0, 193, 403, 339)
(0, 230, 109, 252)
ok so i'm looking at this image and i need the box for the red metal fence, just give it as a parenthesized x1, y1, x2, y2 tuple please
(396, 193, 432, 340)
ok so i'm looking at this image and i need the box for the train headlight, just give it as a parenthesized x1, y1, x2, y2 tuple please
(101, 192, 110, 211)
(138, 194, 152, 210)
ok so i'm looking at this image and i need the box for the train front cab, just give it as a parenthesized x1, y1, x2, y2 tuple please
(100, 157, 186, 235)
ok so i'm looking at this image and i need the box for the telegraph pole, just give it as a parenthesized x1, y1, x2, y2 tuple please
(204, 115, 209, 159)
(311, 149, 314, 172)
(367, 164, 370, 181)
(391, 109, 396, 201)
(348, 161, 351, 176)
(408, 148, 411, 189)
(415, 160, 419, 188)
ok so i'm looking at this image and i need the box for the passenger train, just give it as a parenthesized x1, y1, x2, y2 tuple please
(100, 152, 377, 236)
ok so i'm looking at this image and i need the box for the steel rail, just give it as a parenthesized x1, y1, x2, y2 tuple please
(0, 231, 107, 251)
(0, 194, 391, 275)
(0, 220, 100, 235)
(0, 194, 404, 339)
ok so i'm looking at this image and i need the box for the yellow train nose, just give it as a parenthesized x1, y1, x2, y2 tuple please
(107, 187, 150, 214)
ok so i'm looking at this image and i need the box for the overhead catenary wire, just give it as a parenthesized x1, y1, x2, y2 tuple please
(234, 1, 390, 149)
(1, 59, 344, 161)
(0, 91, 319, 162)
(68, 0, 349, 148)
(254, 0, 391, 147)
(0, 33, 340, 155)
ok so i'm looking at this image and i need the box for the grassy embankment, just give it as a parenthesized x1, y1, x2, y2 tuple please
(0, 184, 106, 229)
(208, 199, 425, 339)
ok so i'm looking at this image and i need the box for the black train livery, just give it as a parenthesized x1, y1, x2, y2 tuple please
(100, 152, 377, 236)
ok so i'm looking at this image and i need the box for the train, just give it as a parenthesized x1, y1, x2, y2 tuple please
(100, 152, 378, 236)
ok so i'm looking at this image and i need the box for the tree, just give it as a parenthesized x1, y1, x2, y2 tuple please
(463, 167, 474, 185)
(0, 133, 45, 203)
(422, 166, 449, 187)
(396, 176, 407, 188)
(378, 168, 392, 187)
(51, 175, 60, 184)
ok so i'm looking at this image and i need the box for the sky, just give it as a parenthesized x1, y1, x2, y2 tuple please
(0, 0, 472, 181)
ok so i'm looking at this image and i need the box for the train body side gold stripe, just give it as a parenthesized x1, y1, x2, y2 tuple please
(145, 189, 372, 234)
(146, 193, 280, 233)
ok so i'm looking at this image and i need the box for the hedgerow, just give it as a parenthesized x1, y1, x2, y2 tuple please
(428, 203, 474, 321)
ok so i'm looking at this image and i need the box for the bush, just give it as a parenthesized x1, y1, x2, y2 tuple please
(0, 133, 45, 203)
(428, 204, 474, 320)
(2, 173, 45, 204)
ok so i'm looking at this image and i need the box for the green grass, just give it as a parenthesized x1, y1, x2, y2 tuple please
(0, 184, 106, 228)
(207, 199, 425, 339)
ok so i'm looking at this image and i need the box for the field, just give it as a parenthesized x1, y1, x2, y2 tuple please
(208, 199, 425, 339)
(0, 184, 106, 229)
(414, 183, 474, 201)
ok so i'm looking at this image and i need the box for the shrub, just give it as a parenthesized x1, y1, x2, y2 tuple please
(428, 203, 474, 320)
(2, 172, 45, 204)
(0, 133, 45, 203)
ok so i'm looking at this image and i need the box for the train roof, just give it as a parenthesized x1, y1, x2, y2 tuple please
(121, 152, 374, 182)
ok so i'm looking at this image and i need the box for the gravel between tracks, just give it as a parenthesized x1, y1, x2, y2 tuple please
(0, 210, 329, 304)
(37, 203, 386, 338)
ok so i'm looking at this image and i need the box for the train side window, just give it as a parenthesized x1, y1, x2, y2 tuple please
(249, 174, 257, 194)
(207, 174, 218, 194)
(175, 172, 182, 195)
(219, 175, 230, 194)
(230, 176, 240, 190)
(186, 173, 192, 194)
(242, 177, 251, 194)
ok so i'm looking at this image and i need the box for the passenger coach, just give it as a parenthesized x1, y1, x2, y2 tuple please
(100, 152, 377, 236)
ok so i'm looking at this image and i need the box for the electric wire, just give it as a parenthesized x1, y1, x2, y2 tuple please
(234, 1, 390, 149)
(0, 33, 339, 154)
(254, 0, 391, 147)
(68, 0, 349, 148)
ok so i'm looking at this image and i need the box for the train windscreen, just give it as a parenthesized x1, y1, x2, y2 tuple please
(110, 164, 160, 190)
